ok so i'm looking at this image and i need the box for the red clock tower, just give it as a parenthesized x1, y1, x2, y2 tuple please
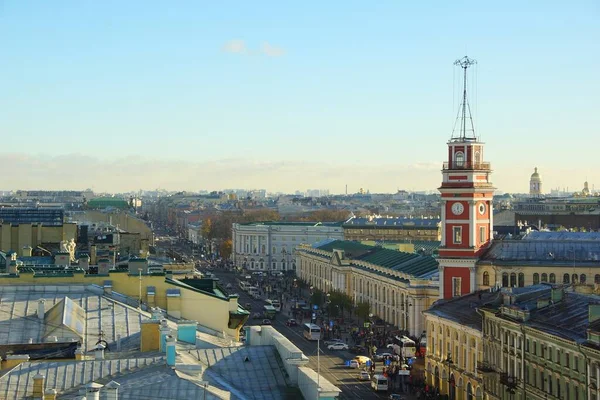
(438, 56, 495, 299)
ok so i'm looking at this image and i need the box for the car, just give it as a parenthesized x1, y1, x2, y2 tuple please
(225, 283, 232, 289)
(350, 345, 367, 354)
(261, 319, 272, 325)
(358, 371, 370, 381)
(348, 360, 360, 369)
(252, 312, 262, 319)
(286, 319, 298, 327)
(389, 395, 406, 400)
(327, 342, 349, 351)
(245, 275, 252, 280)
(354, 356, 372, 366)
(323, 339, 343, 346)
(374, 352, 393, 361)
(245, 303, 252, 310)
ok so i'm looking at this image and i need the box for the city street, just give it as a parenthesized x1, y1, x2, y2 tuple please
(208, 268, 393, 400)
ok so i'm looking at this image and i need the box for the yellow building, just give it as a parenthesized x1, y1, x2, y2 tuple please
(343, 217, 441, 242)
(297, 240, 439, 336)
(424, 291, 489, 399)
(0, 223, 77, 254)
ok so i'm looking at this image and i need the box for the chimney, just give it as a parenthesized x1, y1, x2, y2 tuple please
(103, 381, 120, 400)
(590, 304, 600, 323)
(79, 254, 90, 271)
(75, 347, 85, 360)
(165, 335, 176, 367)
(22, 246, 33, 257)
(45, 388, 57, 400)
(90, 245, 97, 265)
(159, 321, 170, 352)
(94, 343, 105, 360)
(32, 373, 45, 399)
(8, 260, 18, 275)
(38, 299, 45, 320)
(85, 382, 103, 400)
(98, 259, 111, 275)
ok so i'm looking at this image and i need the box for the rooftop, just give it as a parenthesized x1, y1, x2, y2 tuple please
(237, 221, 344, 227)
(313, 240, 439, 279)
(424, 290, 499, 332)
(344, 217, 440, 228)
(0, 208, 64, 226)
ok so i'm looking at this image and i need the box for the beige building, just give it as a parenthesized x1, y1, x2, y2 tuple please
(343, 217, 441, 242)
(296, 240, 439, 336)
(0, 223, 77, 254)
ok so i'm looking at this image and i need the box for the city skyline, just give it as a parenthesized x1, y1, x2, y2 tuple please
(1, 1, 598, 193)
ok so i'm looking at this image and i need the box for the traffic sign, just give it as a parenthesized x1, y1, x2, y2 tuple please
(312, 313, 316, 319)
(329, 320, 334, 328)
(385, 359, 391, 366)
(363, 322, 370, 328)
(313, 305, 318, 310)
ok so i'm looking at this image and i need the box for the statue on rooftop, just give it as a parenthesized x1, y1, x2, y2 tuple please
(67, 238, 77, 262)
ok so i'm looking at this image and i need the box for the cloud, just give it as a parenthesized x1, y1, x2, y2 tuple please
(222, 39, 247, 54)
(260, 42, 285, 57)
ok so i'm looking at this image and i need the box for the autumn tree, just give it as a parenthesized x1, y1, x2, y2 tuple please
(201, 218, 213, 240)
(220, 239, 233, 259)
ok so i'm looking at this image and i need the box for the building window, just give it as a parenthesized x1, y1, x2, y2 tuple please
(479, 226, 486, 243)
(453, 227, 462, 244)
(518, 273, 525, 287)
(581, 274, 587, 284)
(549, 273, 556, 283)
(533, 273, 540, 284)
(563, 274, 570, 284)
(455, 151, 465, 167)
(272, 246, 276, 254)
(510, 273, 517, 287)
(572, 274, 578, 283)
(483, 271, 490, 286)
(452, 278, 462, 297)
(502, 273, 508, 287)
(541, 273, 548, 282)
(596, 274, 600, 284)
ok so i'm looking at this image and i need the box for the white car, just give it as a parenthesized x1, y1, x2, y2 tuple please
(324, 339, 344, 346)
(328, 342, 349, 351)
(348, 360, 360, 369)
(358, 371, 370, 381)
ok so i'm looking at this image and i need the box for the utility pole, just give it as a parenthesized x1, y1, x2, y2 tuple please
(316, 338, 320, 400)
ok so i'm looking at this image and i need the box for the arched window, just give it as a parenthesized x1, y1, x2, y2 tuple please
(518, 273, 525, 287)
(595, 274, 600, 284)
(483, 271, 490, 286)
(474, 151, 481, 165)
(581, 274, 587, 284)
(541, 273, 548, 282)
(455, 151, 465, 167)
(563, 274, 570, 284)
(533, 273, 540, 285)
(467, 382, 474, 400)
(510, 273, 517, 287)
(549, 273, 556, 283)
(502, 273, 509, 287)
(572, 274, 579, 284)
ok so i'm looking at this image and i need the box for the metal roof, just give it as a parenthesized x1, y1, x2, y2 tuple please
(524, 231, 600, 241)
(481, 238, 600, 264)
(0, 208, 64, 226)
(344, 217, 440, 228)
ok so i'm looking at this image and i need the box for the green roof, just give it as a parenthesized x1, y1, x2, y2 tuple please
(314, 240, 438, 279)
(87, 197, 129, 209)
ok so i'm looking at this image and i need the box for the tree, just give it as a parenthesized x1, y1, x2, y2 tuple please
(355, 301, 371, 321)
(220, 239, 233, 259)
(201, 218, 213, 240)
(310, 289, 325, 308)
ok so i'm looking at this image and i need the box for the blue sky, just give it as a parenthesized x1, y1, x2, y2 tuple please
(0, 1, 598, 193)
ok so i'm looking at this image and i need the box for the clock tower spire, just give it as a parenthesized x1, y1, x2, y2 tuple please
(438, 56, 495, 299)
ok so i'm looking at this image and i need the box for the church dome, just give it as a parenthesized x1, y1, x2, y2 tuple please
(530, 167, 541, 180)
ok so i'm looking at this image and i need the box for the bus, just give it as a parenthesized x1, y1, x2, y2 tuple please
(399, 336, 416, 358)
(303, 323, 322, 341)
(263, 305, 277, 319)
(418, 335, 427, 357)
(266, 299, 281, 312)
(239, 281, 251, 291)
(371, 374, 389, 392)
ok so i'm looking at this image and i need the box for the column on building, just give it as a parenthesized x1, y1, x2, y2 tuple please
(469, 200, 476, 247)
(438, 266, 445, 299)
(470, 267, 476, 293)
(440, 200, 446, 244)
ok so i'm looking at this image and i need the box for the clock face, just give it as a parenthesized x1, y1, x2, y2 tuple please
(451, 202, 464, 215)
(479, 203, 486, 215)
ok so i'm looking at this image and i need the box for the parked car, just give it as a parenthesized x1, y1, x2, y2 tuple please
(245, 303, 252, 310)
(327, 342, 349, 351)
(324, 339, 344, 346)
(358, 371, 371, 381)
(261, 319, 272, 325)
(286, 319, 298, 327)
(348, 360, 360, 369)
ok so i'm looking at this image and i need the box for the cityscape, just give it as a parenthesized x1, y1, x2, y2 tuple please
(0, 2, 598, 400)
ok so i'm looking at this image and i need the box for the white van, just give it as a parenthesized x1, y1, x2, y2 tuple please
(371, 374, 388, 392)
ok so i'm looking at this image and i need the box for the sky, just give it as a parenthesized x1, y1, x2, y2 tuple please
(0, 1, 598, 194)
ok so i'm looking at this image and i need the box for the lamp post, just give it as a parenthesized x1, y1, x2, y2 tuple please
(443, 353, 454, 399)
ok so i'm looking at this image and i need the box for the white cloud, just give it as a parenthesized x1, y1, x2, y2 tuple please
(222, 39, 247, 54)
(260, 42, 285, 57)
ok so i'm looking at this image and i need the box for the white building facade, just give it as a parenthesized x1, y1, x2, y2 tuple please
(232, 222, 344, 272)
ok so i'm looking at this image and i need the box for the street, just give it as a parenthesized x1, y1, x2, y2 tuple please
(210, 268, 391, 400)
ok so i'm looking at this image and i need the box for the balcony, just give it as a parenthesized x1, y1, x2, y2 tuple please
(443, 161, 491, 171)
(476, 362, 498, 375)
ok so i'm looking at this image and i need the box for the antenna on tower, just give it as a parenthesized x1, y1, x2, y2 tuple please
(451, 56, 477, 141)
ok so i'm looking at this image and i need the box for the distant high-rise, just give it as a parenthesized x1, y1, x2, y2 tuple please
(529, 167, 543, 197)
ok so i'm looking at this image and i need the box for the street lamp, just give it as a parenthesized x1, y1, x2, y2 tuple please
(444, 353, 454, 399)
